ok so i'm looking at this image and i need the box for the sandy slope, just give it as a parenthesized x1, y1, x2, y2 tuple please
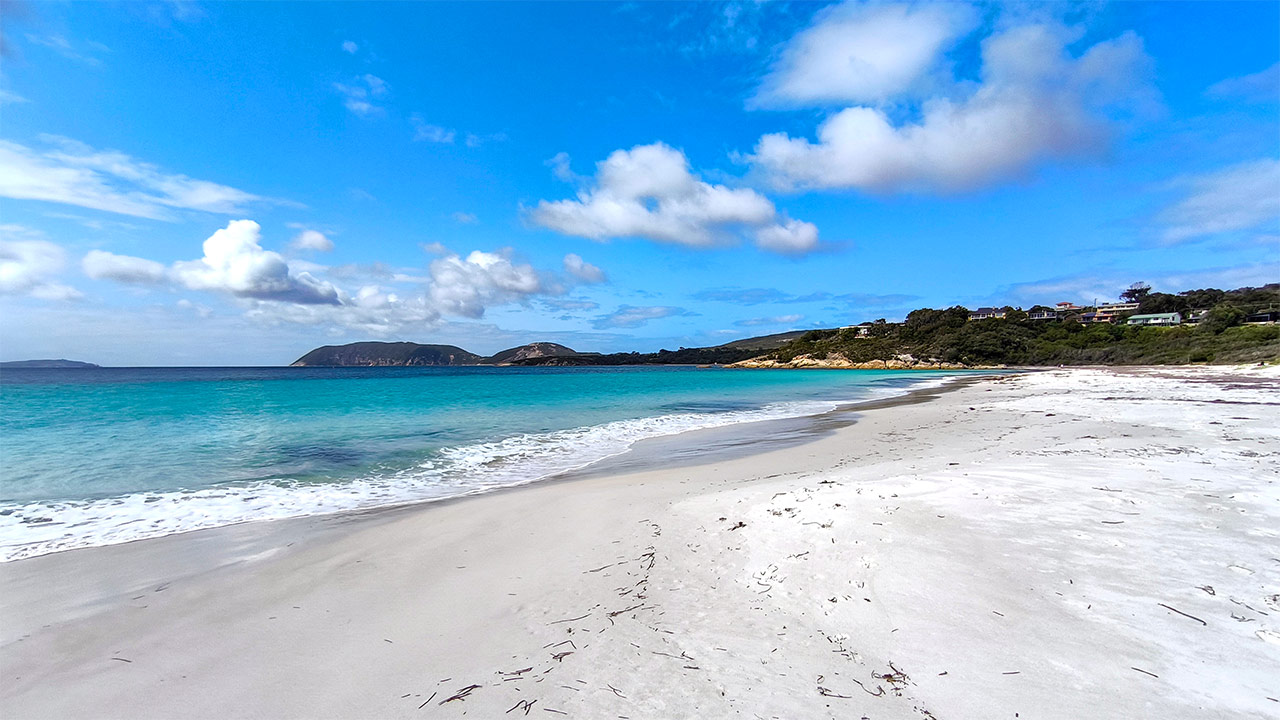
(1, 366, 1277, 719)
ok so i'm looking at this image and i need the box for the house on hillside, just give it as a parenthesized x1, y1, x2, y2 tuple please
(1127, 312, 1182, 326)
(1056, 302, 1084, 312)
(1027, 309, 1058, 321)
(1246, 310, 1280, 324)
(1083, 302, 1140, 324)
(968, 307, 1007, 320)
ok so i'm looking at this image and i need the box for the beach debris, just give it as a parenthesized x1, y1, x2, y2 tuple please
(543, 708, 568, 715)
(729, 521, 746, 531)
(606, 684, 627, 698)
(439, 684, 481, 704)
(506, 699, 537, 715)
(817, 686, 853, 699)
(109, 657, 132, 663)
(1131, 667, 1159, 679)
(550, 613, 591, 625)
(418, 692, 437, 709)
(550, 651, 573, 662)
(1157, 603, 1207, 626)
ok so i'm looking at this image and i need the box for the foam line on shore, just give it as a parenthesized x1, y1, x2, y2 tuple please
(0, 373, 959, 561)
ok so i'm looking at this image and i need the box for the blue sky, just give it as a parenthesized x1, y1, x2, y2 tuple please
(1, 0, 1276, 365)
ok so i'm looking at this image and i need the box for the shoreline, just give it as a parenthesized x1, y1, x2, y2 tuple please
(2, 365, 1276, 718)
(0, 369, 980, 563)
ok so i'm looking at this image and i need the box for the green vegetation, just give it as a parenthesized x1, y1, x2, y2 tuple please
(759, 284, 1280, 367)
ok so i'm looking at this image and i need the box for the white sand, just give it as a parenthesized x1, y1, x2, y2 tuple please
(2, 366, 1277, 719)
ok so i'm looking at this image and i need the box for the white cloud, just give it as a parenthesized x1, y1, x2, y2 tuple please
(753, 217, 819, 254)
(0, 225, 82, 300)
(749, 21, 1153, 193)
(1158, 158, 1280, 244)
(82, 249, 168, 284)
(411, 114, 455, 143)
(289, 229, 334, 252)
(0, 136, 271, 220)
(0, 89, 29, 105)
(530, 142, 820, 253)
(342, 40, 358, 54)
(172, 220, 340, 304)
(427, 250, 543, 318)
(334, 74, 388, 116)
(563, 253, 606, 283)
(592, 305, 693, 329)
(753, 3, 974, 107)
(1206, 62, 1280, 102)
(546, 152, 575, 181)
(80, 223, 579, 333)
(452, 212, 478, 225)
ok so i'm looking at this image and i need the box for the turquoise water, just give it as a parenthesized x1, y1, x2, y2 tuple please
(0, 366, 957, 559)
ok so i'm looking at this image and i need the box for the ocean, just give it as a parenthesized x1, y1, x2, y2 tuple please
(0, 365, 961, 560)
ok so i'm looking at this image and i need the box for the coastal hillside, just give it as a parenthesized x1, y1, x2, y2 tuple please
(291, 342, 483, 367)
(745, 285, 1280, 368)
(486, 342, 578, 365)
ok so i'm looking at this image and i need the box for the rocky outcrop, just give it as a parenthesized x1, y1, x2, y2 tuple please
(729, 353, 975, 370)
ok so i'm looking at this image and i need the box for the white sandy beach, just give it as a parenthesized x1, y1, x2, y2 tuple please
(2, 366, 1277, 719)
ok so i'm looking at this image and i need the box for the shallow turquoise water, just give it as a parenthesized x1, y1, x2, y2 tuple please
(0, 365, 956, 559)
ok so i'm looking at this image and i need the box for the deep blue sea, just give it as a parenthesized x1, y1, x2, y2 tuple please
(0, 365, 959, 559)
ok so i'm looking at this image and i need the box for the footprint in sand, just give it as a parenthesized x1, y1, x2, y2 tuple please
(1265, 594, 1280, 613)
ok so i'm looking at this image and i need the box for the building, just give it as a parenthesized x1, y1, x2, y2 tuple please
(1055, 301, 1084, 312)
(1027, 309, 1058, 321)
(1127, 312, 1182, 326)
(968, 307, 1007, 321)
(1084, 302, 1140, 324)
(1245, 310, 1280, 324)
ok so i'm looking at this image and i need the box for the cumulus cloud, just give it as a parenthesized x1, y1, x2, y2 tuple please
(1159, 158, 1280, 244)
(530, 142, 819, 253)
(0, 136, 273, 220)
(82, 249, 168, 284)
(83, 222, 586, 333)
(753, 3, 974, 107)
(749, 19, 1153, 194)
(735, 314, 803, 327)
(427, 250, 544, 318)
(171, 220, 340, 304)
(0, 225, 82, 300)
(563, 253, 605, 283)
(341, 40, 358, 54)
(289, 229, 334, 252)
(334, 74, 388, 115)
(592, 305, 694, 329)
(452, 212, 478, 224)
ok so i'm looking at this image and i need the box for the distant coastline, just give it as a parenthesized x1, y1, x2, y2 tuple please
(0, 359, 99, 369)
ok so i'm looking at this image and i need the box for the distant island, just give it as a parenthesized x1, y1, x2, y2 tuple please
(292, 341, 580, 367)
(0, 359, 99, 369)
(292, 283, 1279, 369)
